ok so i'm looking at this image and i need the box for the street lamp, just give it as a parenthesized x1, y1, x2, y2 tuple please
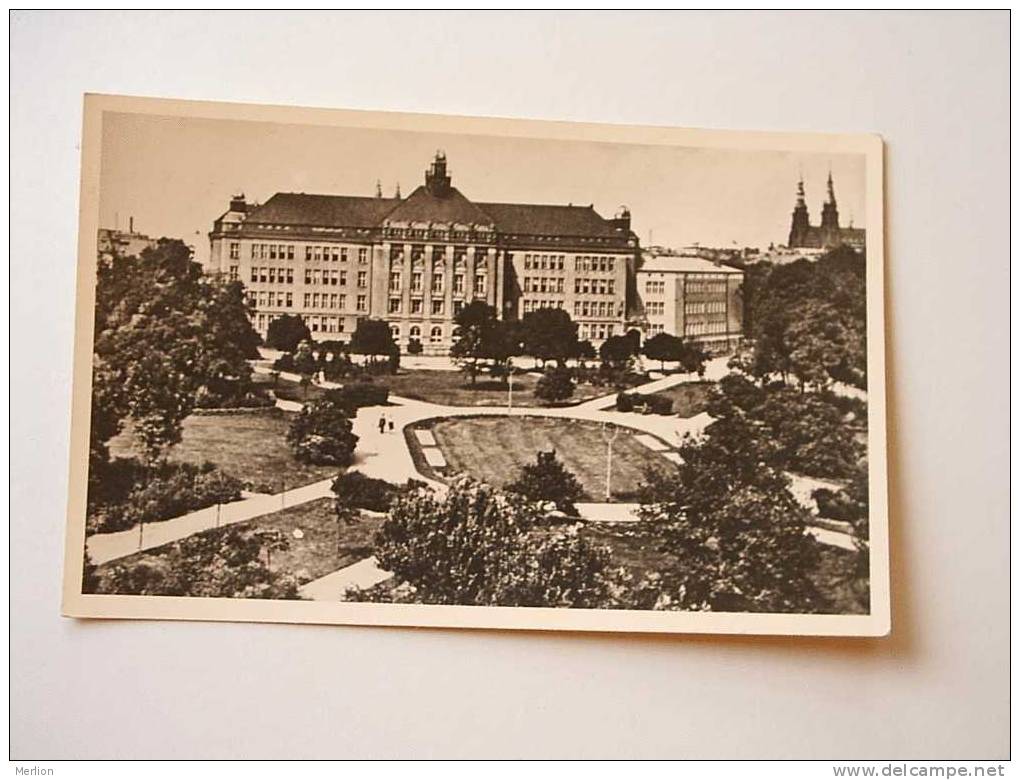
(507, 357, 514, 411)
(600, 421, 620, 501)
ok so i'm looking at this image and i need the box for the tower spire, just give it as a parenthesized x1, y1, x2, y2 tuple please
(375, 179, 383, 198)
(826, 169, 836, 205)
(395, 181, 401, 199)
(796, 176, 807, 207)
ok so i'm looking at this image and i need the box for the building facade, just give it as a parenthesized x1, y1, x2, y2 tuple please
(635, 251, 744, 353)
(98, 225, 159, 262)
(208, 153, 638, 354)
(788, 173, 866, 251)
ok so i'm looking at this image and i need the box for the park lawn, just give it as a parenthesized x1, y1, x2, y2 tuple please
(108, 410, 338, 493)
(653, 381, 716, 418)
(422, 416, 670, 501)
(94, 498, 384, 588)
(376, 369, 609, 407)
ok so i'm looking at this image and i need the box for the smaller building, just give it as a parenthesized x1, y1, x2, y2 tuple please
(635, 251, 744, 353)
(97, 224, 159, 262)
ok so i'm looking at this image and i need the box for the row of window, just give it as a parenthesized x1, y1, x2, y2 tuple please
(644, 280, 666, 295)
(645, 301, 665, 316)
(573, 300, 622, 319)
(575, 277, 616, 295)
(394, 323, 447, 344)
(685, 320, 732, 336)
(685, 301, 727, 315)
(388, 272, 487, 295)
(579, 323, 617, 341)
(523, 277, 565, 294)
(250, 291, 294, 308)
(574, 256, 617, 273)
(234, 243, 370, 264)
(388, 298, 451, 316)
(384, 227, 490, 243)
(521, 300, 566, 314)
(523, 254, 566, 271)
(686, 280, 729, 294)
(391, 246, 487, 265)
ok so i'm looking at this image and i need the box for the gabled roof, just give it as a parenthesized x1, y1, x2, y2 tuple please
(245, 193, 400, 228)
(383, 186, 494, 227)
(478, 202, 619, 238)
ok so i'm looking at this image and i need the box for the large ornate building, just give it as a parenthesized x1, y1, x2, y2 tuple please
(208, 152, 638, 354)
(788, 173, 866, 251)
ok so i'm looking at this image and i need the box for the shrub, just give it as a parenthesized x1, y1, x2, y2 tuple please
(193, 386, 275, 410)
(273, 352, 295, 372)
(616, 392, 636, 412)
(89, 460, 243, 534)
(407, 338, 423, 355)
(534, 366, 575, 404)
(355, 478, 623, 608)
(286, 398, 359, 466)
(97, 525, 299, 599)
(332, 471, 400, 512)
(324, 383, 389, 413)
(505, 450, 584, 515)
(645, 394, 674, 416)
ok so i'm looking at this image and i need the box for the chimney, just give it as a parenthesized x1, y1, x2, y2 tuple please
(129, 216, 134, 233)
(229, 193, 248, 213)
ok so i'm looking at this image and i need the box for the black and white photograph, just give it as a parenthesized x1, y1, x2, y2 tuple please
(62, 94, 887, 636)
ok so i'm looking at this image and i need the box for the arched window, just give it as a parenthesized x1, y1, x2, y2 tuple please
(409, 325, 421, 338)
(390, 324, 400, 339)
(430, 325, 443, 344)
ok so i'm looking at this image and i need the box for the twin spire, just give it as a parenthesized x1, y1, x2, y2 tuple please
(796, 169, 838, 208)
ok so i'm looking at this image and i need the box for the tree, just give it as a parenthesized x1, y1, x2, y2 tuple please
(599, 334, 638, 367)
(450, 301, 501, 385)
(638, 397, 823, 613)
(534, 365, 575, 404)
(363, 478, 623, 608)
(350, 319, 397, 367)
(677, 339, 709, 377)
(91, 238, 261, 463)
(505, 450, 584, 515)
(643, 332, 686, 370)
(266, 314, 311, 352)
(286, 396, 359, 466)
(575, 339, 597, 364)
(520, 308, 579, 366)
(291, 339, 318, 376)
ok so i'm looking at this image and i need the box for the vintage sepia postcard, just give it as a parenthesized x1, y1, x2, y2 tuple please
(62, 94, 889, 636)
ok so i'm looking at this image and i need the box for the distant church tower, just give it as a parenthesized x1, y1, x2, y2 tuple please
(788, 177, 811, 247)
(787, 172, 864, 251)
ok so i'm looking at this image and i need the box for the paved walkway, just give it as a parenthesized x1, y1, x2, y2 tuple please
(298, 556, 392, 600)
(86, 477, 335, 565)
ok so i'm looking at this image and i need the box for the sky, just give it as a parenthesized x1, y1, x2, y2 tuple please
(98, 111, 867, 266)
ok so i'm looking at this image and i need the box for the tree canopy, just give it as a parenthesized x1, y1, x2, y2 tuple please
(349, 318, 397, 360)
(91, 238, 261, 464)
(265, 314, 311, 352)
(365, 478, 622, 608)
(449, 301, 519, 383)
(519, 308, 579, 365)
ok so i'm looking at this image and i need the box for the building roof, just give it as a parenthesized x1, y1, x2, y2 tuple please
(384, 186, 495, 227)
(477, 202, 619, 238)
(245, 193, 401, 228)
(638, 254, 744, 275)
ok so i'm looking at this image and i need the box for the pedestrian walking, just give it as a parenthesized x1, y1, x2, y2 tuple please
(388, 418, 395, 433)
(378, 415, 386, 435)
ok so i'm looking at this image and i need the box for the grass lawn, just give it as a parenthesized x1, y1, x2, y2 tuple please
(653, 381, 716, 418)
(108, 410, 338, 493)
(94, 498, 384, 588)
(417, 415, 673, 501)
(376, 369, 609, 407)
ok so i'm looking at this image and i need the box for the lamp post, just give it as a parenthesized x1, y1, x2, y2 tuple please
(507, 357, 514, 412)
(600, 421, 619, 500)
